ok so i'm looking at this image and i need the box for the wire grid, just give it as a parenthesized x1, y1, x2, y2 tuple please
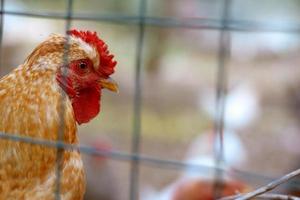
(1, 0, 300, 199)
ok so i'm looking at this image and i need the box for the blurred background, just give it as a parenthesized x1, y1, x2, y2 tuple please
(2, 0, 300, 199)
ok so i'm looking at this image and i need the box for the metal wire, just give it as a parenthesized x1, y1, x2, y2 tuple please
(213, 0, 232, 198)
(2, 9, 300, 33)
(2, 131, 300, 190)
(55, 1, 74, 199)
(129, 0, 147, 199)
(0, 132, 277, 183)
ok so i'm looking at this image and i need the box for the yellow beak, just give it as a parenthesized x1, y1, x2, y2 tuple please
(100, 77, 119, 93)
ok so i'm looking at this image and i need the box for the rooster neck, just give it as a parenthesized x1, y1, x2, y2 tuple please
(0, 66, 85, 199)
(0, 67, 78, 143)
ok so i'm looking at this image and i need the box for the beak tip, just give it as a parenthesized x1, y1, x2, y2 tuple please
(109, 85, 119, 93)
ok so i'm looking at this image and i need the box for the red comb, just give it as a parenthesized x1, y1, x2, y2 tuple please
(67, 29, 117, 78)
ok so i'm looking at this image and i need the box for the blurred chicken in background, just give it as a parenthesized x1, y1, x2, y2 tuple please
(199, 84, 260, 130)
(142, 154, 248, 200)
(194, 83, 261, 170)
(142, 83, 259, 200)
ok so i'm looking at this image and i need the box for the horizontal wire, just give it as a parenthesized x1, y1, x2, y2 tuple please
(0, 132, 286, 184)
(2, 10, 300, 33)
(2, 132, 300, 191)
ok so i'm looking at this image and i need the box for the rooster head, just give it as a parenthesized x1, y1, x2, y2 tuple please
(25, 29, 118, 124)
(61, 30, 117, 124)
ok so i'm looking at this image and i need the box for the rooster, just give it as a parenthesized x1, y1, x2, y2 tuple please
(0, 30, 118, 200)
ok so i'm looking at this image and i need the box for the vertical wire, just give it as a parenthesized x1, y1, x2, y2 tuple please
(213, 0, 232, 198)
(129, 0, 147, 199)
(55, 0, 73, 200)
(0, 0, 4, 75)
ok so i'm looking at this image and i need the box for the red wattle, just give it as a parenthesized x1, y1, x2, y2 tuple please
(72, 87, 101, 124)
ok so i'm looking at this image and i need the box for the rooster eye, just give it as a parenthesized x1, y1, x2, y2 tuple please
(79, 62, 87, 69)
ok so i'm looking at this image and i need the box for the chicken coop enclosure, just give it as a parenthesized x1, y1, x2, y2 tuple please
(1, 0, 300, 200)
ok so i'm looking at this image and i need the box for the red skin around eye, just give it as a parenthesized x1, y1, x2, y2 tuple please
(56, 58, 102, 124)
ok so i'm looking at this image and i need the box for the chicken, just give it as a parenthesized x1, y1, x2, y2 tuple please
(0, 30, 118, 200)
(142, 161, 248, 200)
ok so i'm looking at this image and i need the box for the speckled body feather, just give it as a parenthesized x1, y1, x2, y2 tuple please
(0, 32, 116, 200)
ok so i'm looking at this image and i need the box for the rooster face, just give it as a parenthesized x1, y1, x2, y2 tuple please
(50, 30, 118, 124)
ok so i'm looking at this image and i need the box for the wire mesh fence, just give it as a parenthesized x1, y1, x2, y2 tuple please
(1, 0, 300, 200)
